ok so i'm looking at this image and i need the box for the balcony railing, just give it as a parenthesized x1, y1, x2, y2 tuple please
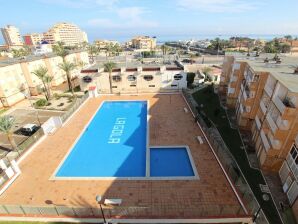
(268, 132, 281, 150)
(273, 97, 286, 114)
(255, 116, 261, 130)
(260, 99, 267, 114)
(264, 84, 273, 96)
(276, 115, 290, 130)
(266, 113, 278, 134)
(260, 130, 270, 152)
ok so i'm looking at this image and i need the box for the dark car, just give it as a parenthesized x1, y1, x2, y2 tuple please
(20, 124, 40, 136)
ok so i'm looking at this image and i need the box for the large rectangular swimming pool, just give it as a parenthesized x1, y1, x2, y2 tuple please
(56, 101, 147, 178)
(54, 100, 198, 179)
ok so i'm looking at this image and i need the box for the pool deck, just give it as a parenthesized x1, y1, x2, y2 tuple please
(0, 94, 248, 220)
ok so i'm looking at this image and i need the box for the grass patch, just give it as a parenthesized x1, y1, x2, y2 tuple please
(192, 85, 282, 224)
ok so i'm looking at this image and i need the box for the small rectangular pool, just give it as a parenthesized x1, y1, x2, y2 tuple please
(150, 147, 195, 177)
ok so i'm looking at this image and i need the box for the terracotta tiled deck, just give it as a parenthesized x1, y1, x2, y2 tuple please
(0, 94, 247, 219)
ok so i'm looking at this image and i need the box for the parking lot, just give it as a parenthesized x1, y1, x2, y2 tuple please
(0, 109, 64, 155)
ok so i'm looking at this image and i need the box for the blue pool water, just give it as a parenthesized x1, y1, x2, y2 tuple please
(150, 147, 195, 177)
(56, 101, 147, 177)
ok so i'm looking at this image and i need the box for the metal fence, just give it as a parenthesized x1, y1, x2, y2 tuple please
(182, 88, 269, 224)
(60, 93, 89, 123)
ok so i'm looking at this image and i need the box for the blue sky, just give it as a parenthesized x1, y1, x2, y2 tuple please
(1, 0, 298, 43)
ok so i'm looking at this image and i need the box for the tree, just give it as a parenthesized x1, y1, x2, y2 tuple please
(0, 116, 19, 154)
(103, 62, 116, 94)
(52, 41, 69, 61)
(58, 61, 77, 95)
(161, 44, 169, 55)
(88, 44, 98, 63)
(11, 47, 31, 58)
(32, 66, 53, 100)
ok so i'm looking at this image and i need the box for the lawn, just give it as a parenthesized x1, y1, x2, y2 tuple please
(0, 109, 8, 115)
(192, 85, 282, 224)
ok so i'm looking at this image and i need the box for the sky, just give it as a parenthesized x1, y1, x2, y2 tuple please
(1, 0, 298, 43)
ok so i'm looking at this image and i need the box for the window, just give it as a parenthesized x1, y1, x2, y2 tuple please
(171, 84, 178, 87)
(173, 74, 183, 80)
(130, 84, 136, 87)
(144, 75, 154, 81)
(149, 85, 155, 87)
(291, 146, 298, 160)
(127, 75, 137, 82)
(112, 75, 121, 82)
(112, 86, 117, 88)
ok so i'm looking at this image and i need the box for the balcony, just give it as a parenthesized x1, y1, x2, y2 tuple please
(260, 99, 267, 114)
(264, 84, 273, 96)
(230, 75, 238, 82)
(268, 132, 281, 150)
(255, 115, 261, 129)
(266, 113, 278, 133)
(228, 87, 235, 95)
(261, 130, 271, 152)
(273, 96, 286, 114)
(276, 115, 290, 130)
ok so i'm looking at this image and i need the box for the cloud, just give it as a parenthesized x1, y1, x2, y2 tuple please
(87, 6, 158, 29)
(177, 0, 260, 13)
(39, 0, 118, 9)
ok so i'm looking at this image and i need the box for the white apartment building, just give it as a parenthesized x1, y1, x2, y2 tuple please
(1, 25, 23, 47)
(43, 22, 88, 46)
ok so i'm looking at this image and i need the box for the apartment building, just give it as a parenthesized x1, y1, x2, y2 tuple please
(221, 54, 298, 172)
(0, 50, 89, 107)
(279, 135, 298, 220)
(1, 25, 23, 47)
(80, 61, 187, 94)
(43, 22, 88, 46)
(94, 39, 119, 49)
(23, 33, 44, 46)
(131, 36, 156, 51)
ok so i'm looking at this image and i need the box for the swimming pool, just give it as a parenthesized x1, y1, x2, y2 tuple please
(54, 100, 198, 179)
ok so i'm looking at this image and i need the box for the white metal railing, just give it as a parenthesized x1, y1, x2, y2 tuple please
(266, 113, 277, 134)
(276, 115, 289, 130)
(264, 84, 273, 96)
(260, 130, 270, 152)
(260, 99, 267, 114)
(255, 116, 261, 129)
(273, 96, 286, 114)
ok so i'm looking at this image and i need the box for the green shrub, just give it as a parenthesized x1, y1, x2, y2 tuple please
(34, 99, 48, 107)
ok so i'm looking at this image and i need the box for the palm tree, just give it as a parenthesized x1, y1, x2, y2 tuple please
(52, 41, 69, 61)
(58, 61, 77, 95)
(88, 44, 98, 63)
(0, 116, 19, 155)
(104, 62, 116, 94)
(32, 66, 52, 100)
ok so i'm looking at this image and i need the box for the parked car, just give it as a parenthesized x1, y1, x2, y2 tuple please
(20, 124, 40, 136)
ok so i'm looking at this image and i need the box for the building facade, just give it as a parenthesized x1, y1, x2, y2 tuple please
(23, 33, 44, 46)
(131, 36, 156, 51)
(221, 54, 298, 172)
(43, 22, 88, 46)
(0, 51, 89, 107)
(1, 25, 23, 47)
(279, 136, 298, 221)
(80, 63, 187, 94)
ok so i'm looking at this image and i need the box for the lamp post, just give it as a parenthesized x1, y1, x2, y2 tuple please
(21, 89, 41, 126)
(96, 195, 107, 224)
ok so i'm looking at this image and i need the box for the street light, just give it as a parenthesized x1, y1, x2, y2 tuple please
(96, 195, 107, 224)
(21, 88, 41, 126)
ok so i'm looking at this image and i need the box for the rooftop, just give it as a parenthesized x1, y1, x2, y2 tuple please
(0, 49, 86, 68)
(228, 53, 298, 93)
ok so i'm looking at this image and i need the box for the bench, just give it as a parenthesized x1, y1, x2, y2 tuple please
(184, 107, 188, 113)
(104, 199, 122, 206)
(197, 136, 204, 144)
